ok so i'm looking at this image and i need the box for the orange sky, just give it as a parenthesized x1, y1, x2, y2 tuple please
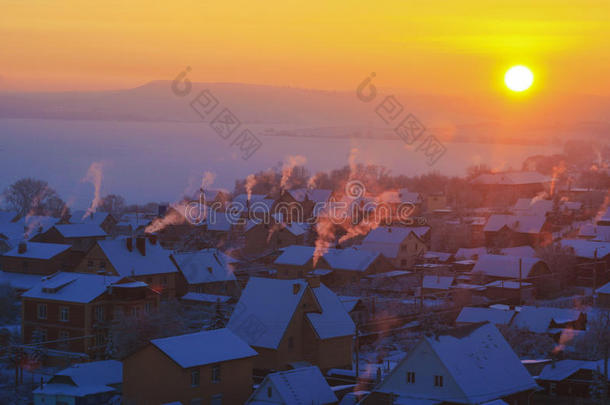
(1, 0, 609, 96)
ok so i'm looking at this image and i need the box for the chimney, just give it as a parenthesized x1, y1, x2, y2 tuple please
(148, 234, 158, 245)
(292, 283, 301, 295)
(307, 276, 320, 288)
(126, 237, 133, 252)
(136, 237, 146, 256)
(18, 241, 27, 254)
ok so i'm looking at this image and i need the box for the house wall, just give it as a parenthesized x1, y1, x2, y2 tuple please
(123, 344, 254, 405)
(1, 249, 71, 275)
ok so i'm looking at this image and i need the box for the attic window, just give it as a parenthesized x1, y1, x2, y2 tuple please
(267, 386, 272, 397)
(207, 266, 213, 274)
(406, 371, 415, 384)
(434, 375, 444, 387)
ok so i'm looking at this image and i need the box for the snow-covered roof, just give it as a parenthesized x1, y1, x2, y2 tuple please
(417, 323, 537, 403)
(274, 245, 316, 266)
(323, 247, 380, 272)
(22, 272, 120, 303)
(248, 366, 337, 405)
(423, 251, 454, 262)
(538, 359, 608, 382)
(227, 277, 354, 349)
(181, 292, 232, 303)
(233, 194, 268, 205)
(472, 171, 550, 185)
(363, 226, 429, 244)
(205, 212, 233, 232)
(151, 328, 256, 368)
(472, 254, 544, 279)
(53, 360, 122, 387)
(485, 280, 533, 289)
(456, 307, 515, 325)
(512, 306, 584, 333)
(500, 245, 536, 257)
(422, 275, 454, 290)
(172, 249, 236, 285)
(3, 241, 70, 259)
(561, 201, 582, 211)
(54, 224, 107, 238)
(484, 214, 547, 234)
(597, 281, 610, 295)
(307, 284, 355, 339)
(578, 224, 610, 241)
(98, 238, 178, 277)
(71, 211, 114, 226)
(286, 188, 333, 203)
(560, 239, 610, 259)
(0, 271, 44, 290)
(454, 247, 487, 260)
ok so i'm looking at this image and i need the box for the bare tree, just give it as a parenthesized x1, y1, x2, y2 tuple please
(2, 178, 65, 218)
(99, 194, 127, 217)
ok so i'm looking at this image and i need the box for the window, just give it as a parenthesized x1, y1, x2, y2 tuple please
(59, 306, 69, 322)
(37, 303, 47, 320)
(401, 244, 407, 251)
(95, 305, 105, 321)
(211, 394, 222, 405)
(549, 382, 557, 396)
(191, 370, 200, 387)
(145, 302, 152, 314)
(211, 364, 221, 383)
(434, 375, 444, 387)
(131, 306, 140, 318)
(406, 371, 415, 384)
(161, 276, 168, 286)
(87, 260, 94, 269)
(99, 261, 106, 269)
(95, 333, 105, 346)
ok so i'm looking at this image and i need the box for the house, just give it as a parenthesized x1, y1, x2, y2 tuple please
(535, 359, 610, 402)
(339, 296, 369, 326)
(0, 214, 60, 251)
(1, 241, 71, 275)
(21, 272, 159, 358)
(273, 245, 329, 279)
(471, 254, 554, 297)
(33, 360, 122, 405)
(273, 188, 333, 222)
(455, 306, 516, 326)
(597, 282, 610, 307)
(246, 366, 337, 404)
(483, 214, 551, 247)
(425, 192, 447, 213)
(322, 247, 394, 286)
(511, 306, 587, 335)
(171, 249, 240, 297)
(31, 224, 107, 267)
(363, 322, 538, 404)
(560, 239, 610, 287)
(70, 210, 119, 235)
(471, 171, 550, 206)
(360, 226, 429, 269)
(243, 218, 307, 255)
(231, 194, 274, 220)
(227, 277, 355, 371)
(578, 223, 610, 241)
(484, 280, 536, 305)
(75, 237, 182, 298)
(123, 328, 257, 405)
(512, 197, 554, 216)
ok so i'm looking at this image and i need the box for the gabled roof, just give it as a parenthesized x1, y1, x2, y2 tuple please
(22, 272, 120, 303)
(456, 307, 515, 325)
(97, 238, 178, 276)
(274, 245, 316, 266)
(472, 254, 544, 279)
(53, 224, 107, 238)
(172, 249, 236, 284)
(560, 239, 610, 259)
(151, 328, 256, 368)
(3, 242, 70, 259)
(500, 245, 536, 257)
(538, 359, 608, 382)
(597, 281, 610, 295)
(306, 284, 355, 339)
(422, 275, 454, 290)
(233, 194, 268, 205)
(363, 226, 429, 244)
(512, 306, 584, 333)
(323, 247, 381, 272)
(70, 211, 114, 226)
(484, 214, 547, 234)
(0, 271, 44, 291)
(578, 224, 610, 241)
(54, 360, 122, 387)
(378, 323, 537, 403)
(512, 198, 553, 216)
(248, 366, 337, 405)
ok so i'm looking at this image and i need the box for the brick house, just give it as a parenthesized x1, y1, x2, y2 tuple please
(360, 226, 429, 269)
(1, 241, 71, 275)
(31, 224, 107, 268)
(75, 237, 183, 299)
(123, 328, 257, 405)
(227, 277, 355, 371)
(21, 272, 159, 359)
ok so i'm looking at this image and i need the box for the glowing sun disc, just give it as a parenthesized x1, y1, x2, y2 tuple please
(505, 65, 534, 92)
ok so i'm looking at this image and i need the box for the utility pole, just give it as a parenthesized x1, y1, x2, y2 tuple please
(355, 324, 360, 379)
(518, 258, 522, 306)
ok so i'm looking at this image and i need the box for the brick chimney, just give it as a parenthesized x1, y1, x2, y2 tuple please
(136, 237, 146, 256)
(148, 234, 158, 245)
(18, 241, 27, 254)
(126, 237, 133, 252)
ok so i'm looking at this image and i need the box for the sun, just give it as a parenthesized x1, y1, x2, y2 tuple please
(504, 65, 534, 92)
